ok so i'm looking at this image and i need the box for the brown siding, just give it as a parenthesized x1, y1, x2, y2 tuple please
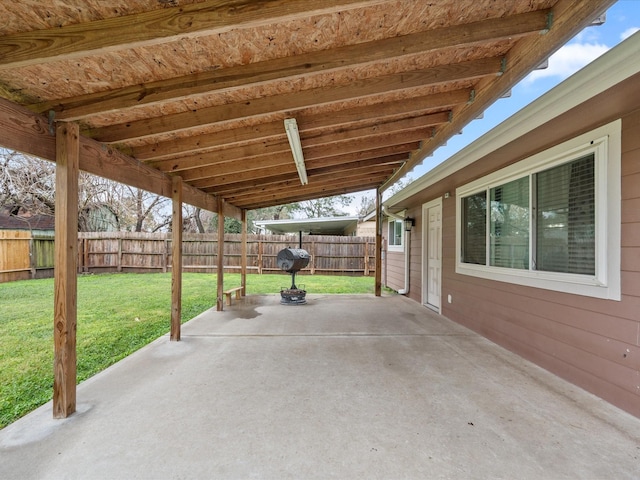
(398, 100, 640, 417)
(385, 251, 405, 290)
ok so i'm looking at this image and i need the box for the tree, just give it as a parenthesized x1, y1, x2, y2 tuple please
(0, 150, 56, 217)
(386, 176, 414, 197)
(1, 149, 171, 232)
(293, 195, 353, 218)
(356, 194, 376, 217)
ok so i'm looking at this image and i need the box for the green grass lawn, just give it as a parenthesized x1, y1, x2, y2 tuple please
(0, 272, 373, 428)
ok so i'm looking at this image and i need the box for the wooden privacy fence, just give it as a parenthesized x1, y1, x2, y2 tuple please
(80, 232, 375, 276)
(0, 231, 376, 282)
(0, 230, 55, 283)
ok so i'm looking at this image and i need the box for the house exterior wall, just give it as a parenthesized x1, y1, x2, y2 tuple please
(388, 73, 640, 418)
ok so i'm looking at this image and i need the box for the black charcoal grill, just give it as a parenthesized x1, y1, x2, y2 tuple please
(277, 247, 310, 305)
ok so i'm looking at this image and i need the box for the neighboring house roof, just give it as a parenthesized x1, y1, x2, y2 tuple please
(255, 217, 360, 235)
(0, 213, 55, 231)
(385, 31, 640, 210)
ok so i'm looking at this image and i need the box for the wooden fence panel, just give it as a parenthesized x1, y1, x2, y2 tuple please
(0, 230, 31, 282)
(1, 231, 376, 282)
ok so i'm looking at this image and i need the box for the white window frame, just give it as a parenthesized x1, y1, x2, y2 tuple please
(387, 219, 404, 252)
(455, 120, 621, 300)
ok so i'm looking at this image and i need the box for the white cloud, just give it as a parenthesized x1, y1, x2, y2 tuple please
(523, 42, 609, 84)
(620, 27, 639, 41)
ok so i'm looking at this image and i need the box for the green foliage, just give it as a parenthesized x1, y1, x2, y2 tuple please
(293, 195, 353, 218)
(0, 272, 373, 428)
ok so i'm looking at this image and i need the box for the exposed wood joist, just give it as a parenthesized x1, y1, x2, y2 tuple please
(29, 10, 548, 120)
(86, 57, 502, 143)
(0, 0, 386, 69)
(162, 124, 432, 180)
(0, 98, 239, 218)
(133, 99, 459, 162)
(236, 175, 391, 210)
(222, 165, 398, 204)
(205, 152, 409, 196)
(191, 143, 418, 190)
(0, 0, 612, 214)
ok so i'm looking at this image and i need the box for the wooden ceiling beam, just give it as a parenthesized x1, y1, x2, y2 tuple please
(147, 139, 291, 173)
(189, 142, 418, 189)
(233, 171, 392, 204)
(210, 154, 407, 196)
(234, 176, 390, 210)
(87, 57, 502, 143)
(31, 10, 548, 120)
(133, 98, 461, 161)
(221, 164, 397, 203)
(154, 120, 432, 177)
(0, 97, 239, 218)
(0, 0, 386, 69)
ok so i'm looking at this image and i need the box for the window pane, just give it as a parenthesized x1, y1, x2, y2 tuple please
(388, 220, 402, 246)
(490, 177, 529, 269)
(462, 192, 486, 264)
(536, 154, 595, 274)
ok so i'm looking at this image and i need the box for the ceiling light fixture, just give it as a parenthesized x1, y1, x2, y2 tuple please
(284, 118, 308, 185)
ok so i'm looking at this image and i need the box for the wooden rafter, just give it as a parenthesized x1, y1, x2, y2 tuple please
(86, 57, 502, 143)
(0, 0, 613, 212)
(0, 0, 387, 68)
(29, 10, 548, 120)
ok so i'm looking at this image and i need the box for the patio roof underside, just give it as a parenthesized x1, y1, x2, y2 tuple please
(0, 0, 612, 217)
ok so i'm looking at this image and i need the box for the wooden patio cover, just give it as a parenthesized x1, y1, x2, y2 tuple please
(0, 0, 612, 418)
(0, 0, 612, 212)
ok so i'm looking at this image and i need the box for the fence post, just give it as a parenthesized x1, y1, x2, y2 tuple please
(257, 239, 263, 275)
(29, 234, 36, 279)
(364, 240, 370, 276)
(310, 241, 316, 275)
(117, 236, 123, 272)
(81, 237, 87, 273)
(163, 239, 168, 273)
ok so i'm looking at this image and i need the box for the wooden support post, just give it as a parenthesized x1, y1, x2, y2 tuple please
(216, 197, 225, 311)
(170, 176, 182, 341)
(241, 209, 247, 296)
(375, 188, 382, 296)
(53, 122, 79, 419)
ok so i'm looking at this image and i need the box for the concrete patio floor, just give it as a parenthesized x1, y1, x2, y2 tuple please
(1, 294, 639, 479)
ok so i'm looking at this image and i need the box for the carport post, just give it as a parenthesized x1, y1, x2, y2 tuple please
(53, 122, 79, 419)
(170, 176, 182, 341)
(375, 188, 382, 296)
(216, 196, 225, 311)
(241, 209, 247, 296)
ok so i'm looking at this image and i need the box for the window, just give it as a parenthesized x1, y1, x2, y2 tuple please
(456, 121, 621, 300)
(388, 219, 404, 250)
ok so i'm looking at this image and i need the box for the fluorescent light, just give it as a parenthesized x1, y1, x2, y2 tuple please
(284, 118, 308, 185)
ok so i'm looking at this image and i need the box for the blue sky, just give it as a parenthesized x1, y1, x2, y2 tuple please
(345, 1, 640, 214)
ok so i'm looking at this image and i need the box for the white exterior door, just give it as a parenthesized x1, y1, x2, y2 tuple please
(422, 199, 442, 311)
